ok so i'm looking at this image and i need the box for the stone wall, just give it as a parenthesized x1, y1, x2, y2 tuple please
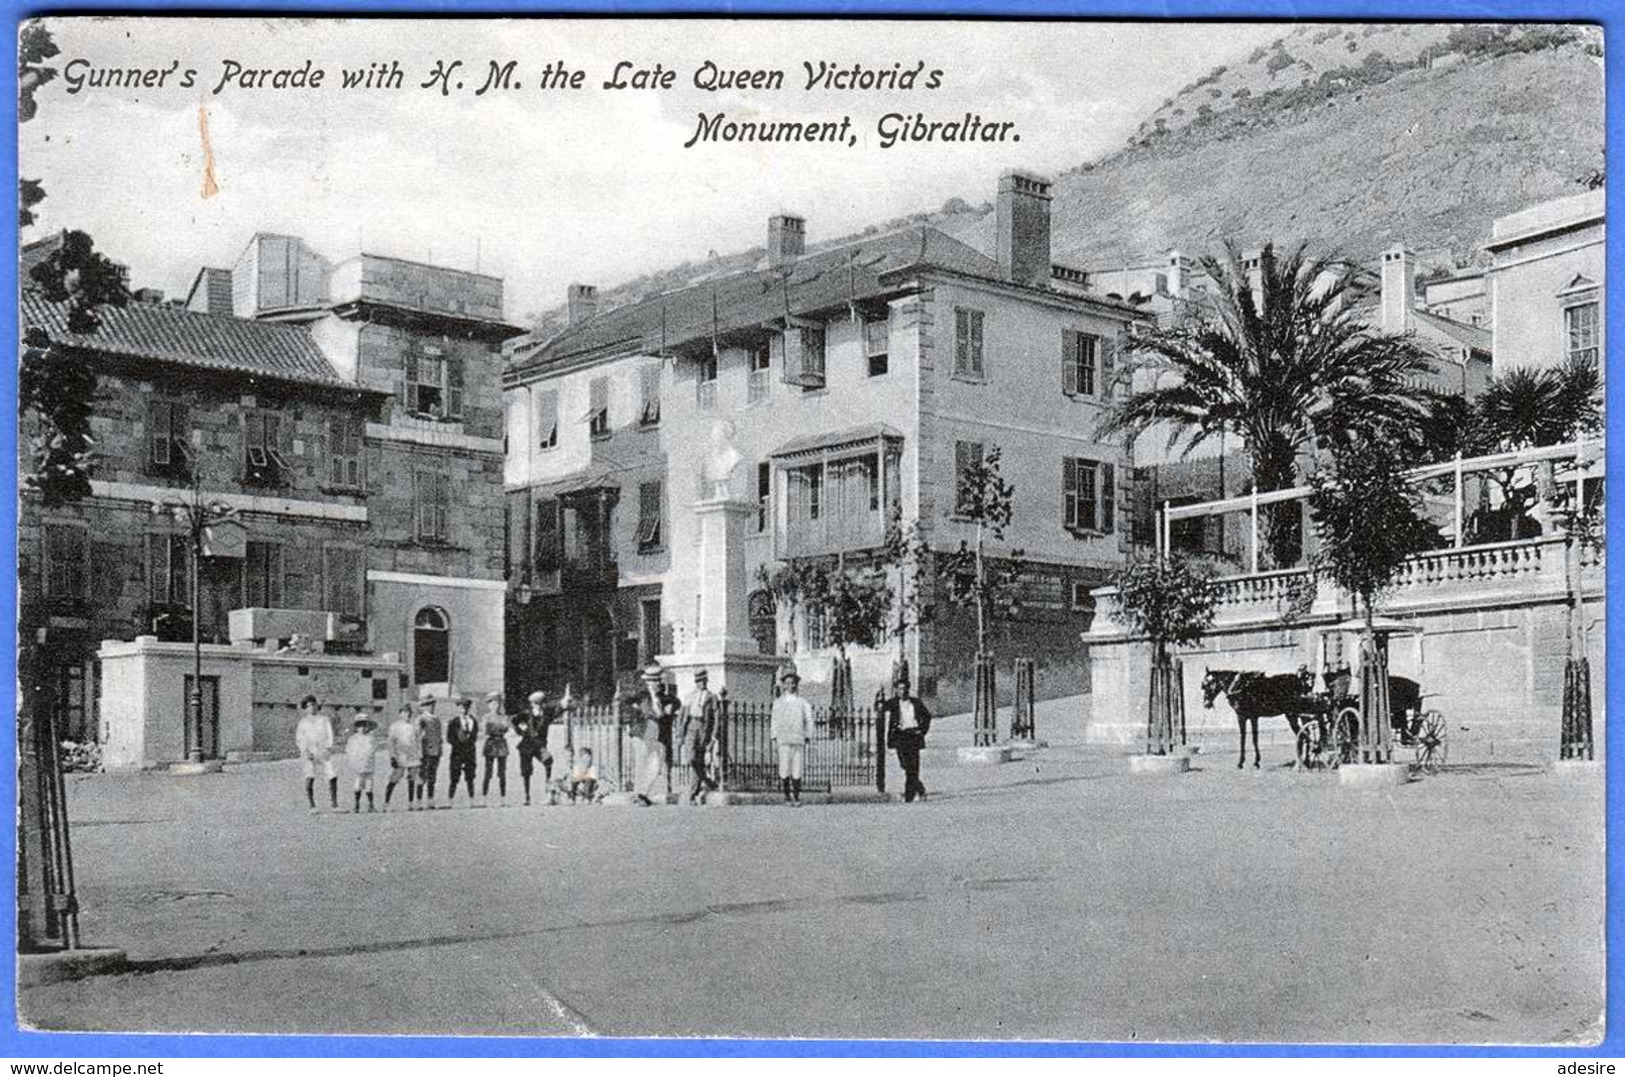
(1084, 537, 1605, 762)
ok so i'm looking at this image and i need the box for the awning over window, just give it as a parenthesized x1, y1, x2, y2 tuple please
(769, 423, 903, 461)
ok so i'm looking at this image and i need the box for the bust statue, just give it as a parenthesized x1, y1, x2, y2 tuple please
(703, 420, 743, 498)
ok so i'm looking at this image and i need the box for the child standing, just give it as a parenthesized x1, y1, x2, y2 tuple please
(385, 704, 421, 811)
(345, 712, 379, 813)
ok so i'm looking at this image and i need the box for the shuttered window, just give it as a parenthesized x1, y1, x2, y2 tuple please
(953, 440, 984, 515)
(1063, 331, 1100, 397)
(45, 524, 89, 602)
(535, 390, 559, 450)
(954, 308, 985, 378)
(639, 365, 662, 426)
(636, 480, 663, 551)
(244, 411, 292, 486)
(146, 533, 190, 605)
(588, 377, 610, 436)
(148, 400, 193, 473)
(243, 541, 285, 608)
(533, 498, 562, 574)
(1064, 458, 1115, 533)
(328, 415, 363, 488)
(323, 546, 365, 617)
(405, 346, 463, 420)
(414, 470, 450, 542)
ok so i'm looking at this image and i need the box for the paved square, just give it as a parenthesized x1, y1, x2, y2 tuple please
(20, 730, 1605, 1044)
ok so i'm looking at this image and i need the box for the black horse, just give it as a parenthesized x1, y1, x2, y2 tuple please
(1201, 668, 1315, 769)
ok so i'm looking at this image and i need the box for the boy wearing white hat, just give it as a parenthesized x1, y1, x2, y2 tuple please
(345, 712, 379, 813)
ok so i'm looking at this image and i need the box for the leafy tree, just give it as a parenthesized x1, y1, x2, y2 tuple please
(936, 444, 1023, 654)
(18, 19, 58, 124)
(754, 560, 823, 655)
(879, 507, 930, 676)
(1307, 439, 1437, 628)
(1110, 555, 1220, 756)
(1100, 240, 1444, 566)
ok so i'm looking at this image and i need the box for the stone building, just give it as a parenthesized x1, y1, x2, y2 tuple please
(18, 236, 519, 766)
(1485, 188, 1604, 376)
(504, 171, 1140, 712)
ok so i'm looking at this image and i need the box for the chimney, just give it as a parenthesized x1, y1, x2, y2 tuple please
(566, 283, 598, 326)
(768, 214, 805, 267)
(996, 170, 1053, 287)
(1239, 248, 1265, 309)
(1380, 245, 1416, 332)
(1165, 249, 1190, 298)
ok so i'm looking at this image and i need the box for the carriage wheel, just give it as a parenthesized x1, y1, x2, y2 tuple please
(1334, 706, 1362, 765)
(1295, 726, 1316, 770)
(1413, 710, 1448, 774)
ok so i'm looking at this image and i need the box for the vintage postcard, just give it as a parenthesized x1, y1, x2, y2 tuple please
(14, 16, 1606, 1044)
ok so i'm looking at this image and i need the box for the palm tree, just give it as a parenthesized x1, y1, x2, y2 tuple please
(1100, 241, 1445, 566)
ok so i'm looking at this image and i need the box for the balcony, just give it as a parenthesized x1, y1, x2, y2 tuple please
(782, 511, 886, 559)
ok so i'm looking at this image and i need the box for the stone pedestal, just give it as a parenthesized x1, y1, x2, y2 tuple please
(957, 745, 1014, 766)
(657, 496, 784, 702)
(1552, 759, 1603, 778)
(1129, 754, 1190, 775)
(1338, 762, 1412, 788)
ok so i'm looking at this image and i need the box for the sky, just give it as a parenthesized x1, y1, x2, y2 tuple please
(21, 18, 1282, 322)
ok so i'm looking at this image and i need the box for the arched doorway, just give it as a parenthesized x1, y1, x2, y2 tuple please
(413, 606, 450, 687)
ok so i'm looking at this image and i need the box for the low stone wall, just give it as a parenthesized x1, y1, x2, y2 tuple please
(1084, 538, 1605, 764)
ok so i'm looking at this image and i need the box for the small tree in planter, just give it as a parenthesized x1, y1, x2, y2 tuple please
(879, 508, 930, 694)
(1307, 438, 1438, 763)
(937, 445, 1023, 746)
(755, 560, 824, 657)
(804, 564, 894, 718)
(1110, 555, 1220, 756)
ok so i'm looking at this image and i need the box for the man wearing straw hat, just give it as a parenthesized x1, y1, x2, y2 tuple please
(678, 670, 721, 804)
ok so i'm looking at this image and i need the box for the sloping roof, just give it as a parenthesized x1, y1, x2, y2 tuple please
(511, 225, 1007, 374)
(771, 423, 904, 459)
(20, 292, 350, 389)
(1412, 308, 1492, 354)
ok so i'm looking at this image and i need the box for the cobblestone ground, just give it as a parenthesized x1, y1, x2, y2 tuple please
(19, 718, 1605, 1045)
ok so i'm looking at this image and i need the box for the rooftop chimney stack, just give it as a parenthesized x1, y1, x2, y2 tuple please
(1165, 249, 1191, 298)
(768, 214, 806, 267)
(996, 170, 1053, 288)
(567, 283, 599, 326)
(1380, 245, 1416, 333)
(1240, 248, 1265, 311)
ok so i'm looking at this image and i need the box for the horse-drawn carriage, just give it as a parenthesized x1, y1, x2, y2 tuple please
(1201, 619, 1448, 773)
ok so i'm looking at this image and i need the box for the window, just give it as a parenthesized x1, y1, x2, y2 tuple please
(780, 325, 827, 389)
(781, 452, 886, 556)
(865, 317, 889, 377)
(953, 440, 984, 515)
(405, 346, 464, 420)
(535, 389, 559, 450)
(696, 355, 718, 412)
(1070, 580, 1096, 612)
(147, 400, 193, 475)
(146, 533, 190, 605)
(954, 308, 985, 379)
(757, 461, 771, 532)
(638, 365, 661, 426)
(44, 524, 89, 604)
(1566, 301, 1600, 366)
(244, 411, 292, 487)
(414, 469, 451, 542)
(748, 342, 772, 404)
(323, 546, 365, 617)
(328, 415, 363, 489)
(787, 463, 823, 524)
(586, 376, 610, 437)
(636, 480, 663, 552)
(533, 497, 562, 577)
(243, 541, 285, 608)
(1063, 330, 1101, 397)
(1063, 457, 1116, 533)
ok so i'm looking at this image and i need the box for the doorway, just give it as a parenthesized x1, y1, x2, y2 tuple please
(413, 607, 451, 687)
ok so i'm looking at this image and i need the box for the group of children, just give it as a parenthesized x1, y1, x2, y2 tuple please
(292, 691, 602, 814)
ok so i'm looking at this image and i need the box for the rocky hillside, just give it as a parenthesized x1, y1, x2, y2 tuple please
(528, 23, 1603, 330)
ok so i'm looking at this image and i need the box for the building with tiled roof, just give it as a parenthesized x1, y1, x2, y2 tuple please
(503, 171, 1141, 713)
(19, 239, 524, 766)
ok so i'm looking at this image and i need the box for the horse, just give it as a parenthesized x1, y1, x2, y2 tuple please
(1201, 667, 1316, 769)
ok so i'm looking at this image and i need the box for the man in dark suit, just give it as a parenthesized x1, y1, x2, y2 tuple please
(444, 695, 480, 803)
(881, 668, 932, 803)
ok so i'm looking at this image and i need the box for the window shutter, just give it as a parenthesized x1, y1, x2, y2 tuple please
(404, 350, 420, 414)
(1101, 462, 1116, 533)
(954, 309, 968, 375)
(589, 377, 608, 427)
(801, 326, 826, 385)
(146, 533, 165, 604)
(536, 391, 558, 448)
(1063, 457, 1078, 529)
(446, 355, 465, 419)
(779, 330, 802, 386)
(171, 403, 192, 459)
(955, 441, 972, 511)
(970, 311, 985, 376)
(1062, 332, 1079, 396)
(1101, 332, 1119, 401)
(276, 411, 294, 462)
(534, 498, 561, 573)
(640, 365, 661, 424)
(149, 401, 172, 465)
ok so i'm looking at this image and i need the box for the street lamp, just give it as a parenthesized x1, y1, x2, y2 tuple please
(151, 475, 240, 764)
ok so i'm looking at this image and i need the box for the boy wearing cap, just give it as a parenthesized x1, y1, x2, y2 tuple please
(679, 670, 721, 804)
(515, 690, 557, 805)
(416, 698, 444, 807)
(445, 695, 480, 803)
(345, 712, 380, 813)
(294, 695, 338, 812)
(770, 670, 813, 805)
(384, 704, 421, 811)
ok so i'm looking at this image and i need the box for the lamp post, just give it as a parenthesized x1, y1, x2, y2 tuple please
(151, 476, 239, 764)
